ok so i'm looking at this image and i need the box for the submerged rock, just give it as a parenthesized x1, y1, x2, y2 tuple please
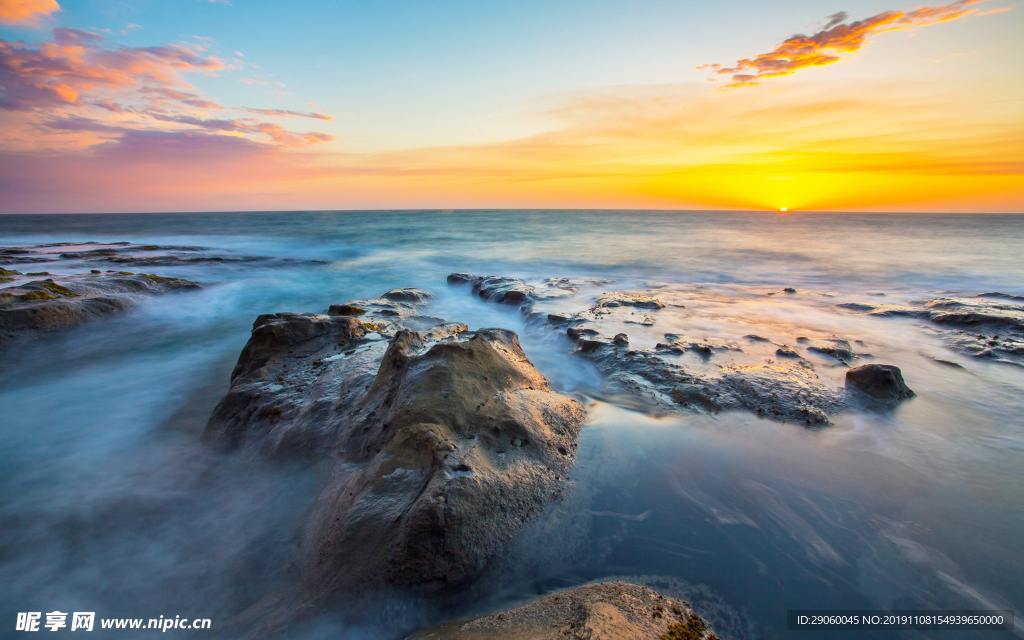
(205, 288, 585, 609)
(845, 364, 915, 405)
(0, 272, 200, 346)
(837, 296, 1024, 366)
(407, 582, 719, 640)
(449, 273, 847, 426)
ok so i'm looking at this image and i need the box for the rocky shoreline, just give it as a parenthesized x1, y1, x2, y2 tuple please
(0, 270, 201, 347)
(446, 273, 920, 425)
(190, 273, 931, 638)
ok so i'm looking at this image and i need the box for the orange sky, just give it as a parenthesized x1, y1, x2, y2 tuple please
(0, 0, 1021, 213)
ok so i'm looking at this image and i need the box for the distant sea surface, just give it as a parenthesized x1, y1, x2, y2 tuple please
(1, 210, 1022, 640)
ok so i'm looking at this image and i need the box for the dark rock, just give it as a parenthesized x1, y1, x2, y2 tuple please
(745, 334, 771, 342)
(382, 288, 435, 303)
(783, 287, 797, 294)
(845, 364, 915, 404)
(328, 304, 366, 316)
(446, 273, 477, 285)
(807, 346, 855, 362)
(472, 276, 534, 305)
(775, 347, 801, 358)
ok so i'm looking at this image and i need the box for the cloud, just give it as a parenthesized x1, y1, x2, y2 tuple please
(0, 0, 60, 26)
(703, 0, 1002, 88)
(0, 28, 336, 147)
(149, 113, 334, 146)
(0, 28, 225, 110)
(245, 107, 333, 120)
(240, 76, 285, 87)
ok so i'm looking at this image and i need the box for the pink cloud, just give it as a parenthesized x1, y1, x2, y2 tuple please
(703, 0, 999, 88)
(0, 28, 336, 147)
(0, 0, 60, 26)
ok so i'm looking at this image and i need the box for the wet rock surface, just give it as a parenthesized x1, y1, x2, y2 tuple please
(837, 294, 1024, 366)
(204, 288, 586, 612)
(0, 271, 201, 346)
(407, 581, 719, 640)
(845, 364, 915, 405)
(449, 273, 851, 425)
(1, 241, 325, 267)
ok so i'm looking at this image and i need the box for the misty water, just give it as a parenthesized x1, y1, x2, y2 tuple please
(1, 211, 1022, 639)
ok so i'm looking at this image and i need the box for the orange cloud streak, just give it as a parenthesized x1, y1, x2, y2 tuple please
(702, 0, 1002, 87)
(0, 0, 60, 26)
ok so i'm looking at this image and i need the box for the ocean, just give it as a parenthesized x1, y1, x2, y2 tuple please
(1, 210, 1022, 639)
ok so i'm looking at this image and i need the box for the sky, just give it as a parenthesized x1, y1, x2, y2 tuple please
(0, 0, 1021, 213)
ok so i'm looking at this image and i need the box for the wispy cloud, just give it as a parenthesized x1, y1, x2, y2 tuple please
(245, 107, 333, 120)
(701, 0, 1004, 88)
(0, 0, 60, 26)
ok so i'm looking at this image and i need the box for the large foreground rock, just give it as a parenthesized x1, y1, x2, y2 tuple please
(204, 289, 586, 610)
(0, 272, 200, 346)
(296, 327, 585, 601)
(407, 582, 720, 640)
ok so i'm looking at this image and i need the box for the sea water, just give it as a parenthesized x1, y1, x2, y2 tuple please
(1, 210, 1022, 639)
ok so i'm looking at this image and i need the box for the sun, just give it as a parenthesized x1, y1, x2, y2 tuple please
(780, 207, 788, 212)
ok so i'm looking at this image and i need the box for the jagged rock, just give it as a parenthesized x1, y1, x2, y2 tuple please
(206, 290, 443, 456)
(406, 582, 719, 640)
(294, 327, 585, 602)
(845, 364, 915, 404)
(775, 347, 801, 358)
(205, 290, 586, 608)
(0, 272, 200, 346)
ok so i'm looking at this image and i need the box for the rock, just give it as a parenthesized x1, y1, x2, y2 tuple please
(838, 296, 1024, 366)
(294, 326, 585, 602)
(783, 287, 797, 294)
(448, 273, 846, 426)
(806, 339, 855, 362)
(596, 292, 665, 309)
(382, 288, 435, 303)
(446, 273, 535, 304)
(0, 273, 200, 346)
(2, 241, 326, 268)
(472, 276, 535, 305)
(845, 364, 915, 404)
(205, 290, 443, 457)
(205, 295, 586, 607)
(328, 304, 366, 316)
(745, 334, 770, 342)
(406, 582, 720, 640)
(775, 347, 801, 358)
(447, 273, 477, 285)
